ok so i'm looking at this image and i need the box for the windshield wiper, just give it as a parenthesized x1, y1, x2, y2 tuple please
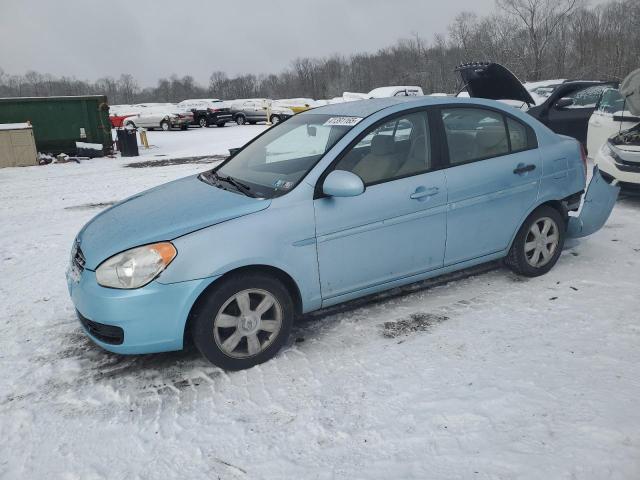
(209, 170, 254, 197)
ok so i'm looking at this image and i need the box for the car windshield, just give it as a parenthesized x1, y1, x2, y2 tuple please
(214, 114, 358, 198)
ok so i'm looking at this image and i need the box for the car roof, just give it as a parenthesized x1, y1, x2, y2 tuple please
(302, 97, 428, 117)
(302, 95, 521, 118)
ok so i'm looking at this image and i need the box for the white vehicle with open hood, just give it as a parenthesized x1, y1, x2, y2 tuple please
(592, 68, 640, 192)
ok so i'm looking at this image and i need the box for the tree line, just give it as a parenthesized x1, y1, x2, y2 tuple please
(0, 0, 637, 104)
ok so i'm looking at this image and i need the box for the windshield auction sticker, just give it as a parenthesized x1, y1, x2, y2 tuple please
(323, 116, 363, 127)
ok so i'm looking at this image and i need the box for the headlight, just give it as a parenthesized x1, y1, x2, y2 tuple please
(603, 142, 623, 164)
(96, 242, 177, 289)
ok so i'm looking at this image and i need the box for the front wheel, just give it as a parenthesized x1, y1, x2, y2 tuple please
(198, 117, 208, 128)
(270, 115, 281, 125)
(505, 205, 565, 277)
(160, 120, 170, 131)
(192, 272, 294, 370)
(235, 115, 245, 126)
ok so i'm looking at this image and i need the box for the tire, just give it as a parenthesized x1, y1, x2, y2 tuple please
(505, 205, 566, 277)
(192, 272, 294, 370)
(216, 122, 226, 127)
(160, 120, 170, 131)
(270, 115, 281, 125)
(198, 116, 209, 128)
(235, 115, 245, 126)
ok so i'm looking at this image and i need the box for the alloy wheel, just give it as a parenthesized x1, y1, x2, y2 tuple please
(213, 289, 283, 358)
(524, 217, 559, 268)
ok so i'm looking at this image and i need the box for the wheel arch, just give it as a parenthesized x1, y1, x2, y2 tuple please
(183, 264, 303, 344)
(506, 198, 569, 252)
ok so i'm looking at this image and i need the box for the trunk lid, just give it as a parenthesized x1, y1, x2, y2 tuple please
(455, 62, 535, 105)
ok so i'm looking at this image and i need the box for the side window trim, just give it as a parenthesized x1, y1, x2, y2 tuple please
(314, 106, 442, 198)
(435, 104, 538, 169)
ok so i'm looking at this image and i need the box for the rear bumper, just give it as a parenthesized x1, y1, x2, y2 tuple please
(67, 268, 217, 354)
(567, 166, 620, 238)
(171, 117, 192, 127)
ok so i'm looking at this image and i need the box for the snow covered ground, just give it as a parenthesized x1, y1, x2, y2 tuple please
(0, 125, 639, 479)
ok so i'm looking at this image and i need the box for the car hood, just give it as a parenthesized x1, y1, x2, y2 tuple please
(620, 68, 640, 117)
(455, 62, 535, 105)
(77, 174, 271, 270)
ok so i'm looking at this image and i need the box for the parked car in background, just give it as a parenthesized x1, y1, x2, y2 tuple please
(273, 98, 315, 113)
(367, 86, 424, 98)
(592, 68, 640, 192)
(176, 99, 233, 128)
(123, 107, 193, 131)
(108, 105, 138, 128)
(587, 88, 640, 157)
(67, 96, 618, 370)
(230, 99, 294, 125)
(456, 62, 617, 146)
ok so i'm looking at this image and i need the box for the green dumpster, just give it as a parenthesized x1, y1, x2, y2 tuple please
(0, 95, 112, 155)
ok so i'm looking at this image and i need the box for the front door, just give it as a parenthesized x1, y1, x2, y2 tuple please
(314, 110, 447, 301)
(439, 107, 542, 265)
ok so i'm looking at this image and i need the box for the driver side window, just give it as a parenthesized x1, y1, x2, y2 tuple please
(334, 112, 431, 185)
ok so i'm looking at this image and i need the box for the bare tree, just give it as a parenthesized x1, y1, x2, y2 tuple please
(496, 0, 582, 80)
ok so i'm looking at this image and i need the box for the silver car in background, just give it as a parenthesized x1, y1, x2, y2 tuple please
(230, 99, 294, 125)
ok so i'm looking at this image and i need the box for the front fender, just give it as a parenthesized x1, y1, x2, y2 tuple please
(567, 166, 620, 238)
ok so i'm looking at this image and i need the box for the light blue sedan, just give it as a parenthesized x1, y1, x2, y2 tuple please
(67, 96, 619, 370)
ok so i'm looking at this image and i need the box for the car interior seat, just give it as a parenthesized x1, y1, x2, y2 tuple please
(352, 135, 402, 184)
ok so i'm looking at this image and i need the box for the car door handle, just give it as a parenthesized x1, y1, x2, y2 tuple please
(410, 187, 439, 200)
(513, 163, 536, 175)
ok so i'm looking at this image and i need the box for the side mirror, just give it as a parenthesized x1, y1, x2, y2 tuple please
(322, 170, 365, 198)
(555, 98, 574, 109)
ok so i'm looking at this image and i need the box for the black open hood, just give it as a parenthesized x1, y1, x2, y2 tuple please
(455, 62, 535, 105)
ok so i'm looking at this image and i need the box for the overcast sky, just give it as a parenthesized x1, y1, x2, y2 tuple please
(1, 0, 502, 86)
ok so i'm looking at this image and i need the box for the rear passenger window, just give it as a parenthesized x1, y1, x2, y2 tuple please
(507, 117, 528, 152)
(441, 108, 509, 164)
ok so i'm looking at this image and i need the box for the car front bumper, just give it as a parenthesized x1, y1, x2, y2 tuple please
(67, 268, 217, 354)
(594, 148, 640, 186)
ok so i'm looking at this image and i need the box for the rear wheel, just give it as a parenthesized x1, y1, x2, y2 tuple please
(235, 115, 245, 126)
(505, 205, 565, 277)
(192, 272, 294, 370)
(270, 115, 281, 125)
(160, 120, 170, 131)
(198, 116, 209, 128)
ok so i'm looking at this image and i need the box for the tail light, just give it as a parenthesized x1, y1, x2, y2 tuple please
(579, 142, 588, 177)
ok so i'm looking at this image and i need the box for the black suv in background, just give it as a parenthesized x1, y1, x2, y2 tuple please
(176, 99, 233, 128)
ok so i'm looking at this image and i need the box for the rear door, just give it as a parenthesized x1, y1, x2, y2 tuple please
(438, 107, 542, 265)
